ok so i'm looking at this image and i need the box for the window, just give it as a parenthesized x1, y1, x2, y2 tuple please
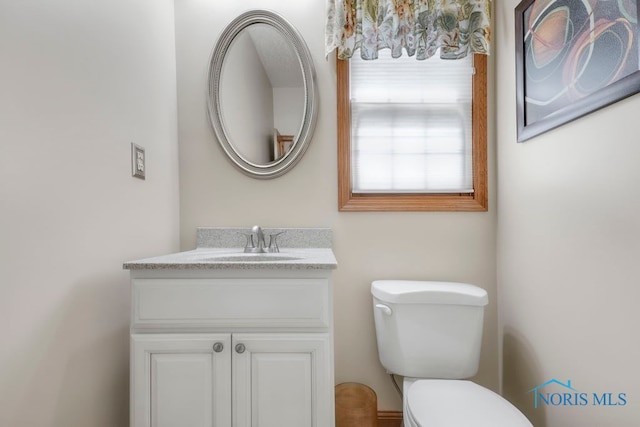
(337, 52, 487, 211)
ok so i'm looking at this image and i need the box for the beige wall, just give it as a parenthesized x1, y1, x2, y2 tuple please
(176, 0, 498, 411)
(495, 1, 640, 426)
(0, 1, 180, 426)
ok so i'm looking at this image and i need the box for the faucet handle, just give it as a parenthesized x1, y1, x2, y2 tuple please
(238, 232, 257, 253)
(267, 232, 284, 253)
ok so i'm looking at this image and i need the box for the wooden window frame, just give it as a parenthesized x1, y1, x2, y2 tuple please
(337, 54, 488, 212)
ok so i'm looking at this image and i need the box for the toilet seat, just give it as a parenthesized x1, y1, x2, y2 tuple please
(406, 380, 532, 427)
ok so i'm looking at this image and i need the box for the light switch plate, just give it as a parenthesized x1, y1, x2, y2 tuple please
(131, 143, 145, 180)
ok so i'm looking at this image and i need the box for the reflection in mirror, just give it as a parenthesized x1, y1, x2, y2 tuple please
(220, 24, 304, 164)
(208, 10, 318, 179)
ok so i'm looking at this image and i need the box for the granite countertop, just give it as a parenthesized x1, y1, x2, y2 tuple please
(123, 247, 337, 270)
(123, 227, 337, 270)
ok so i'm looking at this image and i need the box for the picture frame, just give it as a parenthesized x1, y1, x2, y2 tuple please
(515, 0, 640, 142)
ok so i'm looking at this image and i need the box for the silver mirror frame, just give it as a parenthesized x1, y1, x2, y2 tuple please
(207, 10, 318, 179)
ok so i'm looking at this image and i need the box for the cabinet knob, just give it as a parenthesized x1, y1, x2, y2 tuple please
(213, 342, 224, 353)
(235, 343, 246, 354)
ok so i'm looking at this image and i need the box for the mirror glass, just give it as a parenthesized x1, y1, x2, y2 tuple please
(220, 25, 304, 163)
(208, 10, 318, 179)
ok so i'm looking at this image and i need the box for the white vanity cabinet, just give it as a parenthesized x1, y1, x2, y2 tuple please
(127, 268, 335, 427)
(131, 333, 231, 427)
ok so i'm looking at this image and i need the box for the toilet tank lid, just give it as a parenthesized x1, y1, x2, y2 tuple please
(371, 280, 488, 306)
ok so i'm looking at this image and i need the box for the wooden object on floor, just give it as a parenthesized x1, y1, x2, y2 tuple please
(378, 411, 403, 427)
(335, 382, 378, 427)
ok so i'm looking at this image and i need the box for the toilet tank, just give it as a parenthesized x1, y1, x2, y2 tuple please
(372, 280, 488, 379)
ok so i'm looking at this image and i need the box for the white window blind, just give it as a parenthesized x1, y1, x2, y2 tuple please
(350, 50, 474, 193)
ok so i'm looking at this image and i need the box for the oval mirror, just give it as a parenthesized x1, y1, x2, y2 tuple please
(207, 10, 318, 179)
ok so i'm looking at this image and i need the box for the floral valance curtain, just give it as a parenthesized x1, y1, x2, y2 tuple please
(325, 0, 492, 60)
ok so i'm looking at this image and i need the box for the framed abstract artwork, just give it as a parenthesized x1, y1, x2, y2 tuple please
(515, 0, 640, 142)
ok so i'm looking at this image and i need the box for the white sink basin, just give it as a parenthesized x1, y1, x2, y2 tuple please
(204, 254, 302, 262)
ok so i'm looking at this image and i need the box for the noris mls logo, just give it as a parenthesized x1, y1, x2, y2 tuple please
(528, 379, 627, 409)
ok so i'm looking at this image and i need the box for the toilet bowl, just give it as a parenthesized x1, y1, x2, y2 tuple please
(371, 280, 532, 427)
(403, 379, 531, 426)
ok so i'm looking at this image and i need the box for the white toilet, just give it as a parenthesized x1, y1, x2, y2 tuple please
(372, 280, 532, 427)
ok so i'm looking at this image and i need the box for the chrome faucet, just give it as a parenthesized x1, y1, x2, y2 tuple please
(249, 225, 266, 252)
(243, 225, 283, 253)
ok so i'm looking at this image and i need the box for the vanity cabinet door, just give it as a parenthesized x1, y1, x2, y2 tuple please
(131, 334, 232, 427)
(232, 333, 333, 427)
